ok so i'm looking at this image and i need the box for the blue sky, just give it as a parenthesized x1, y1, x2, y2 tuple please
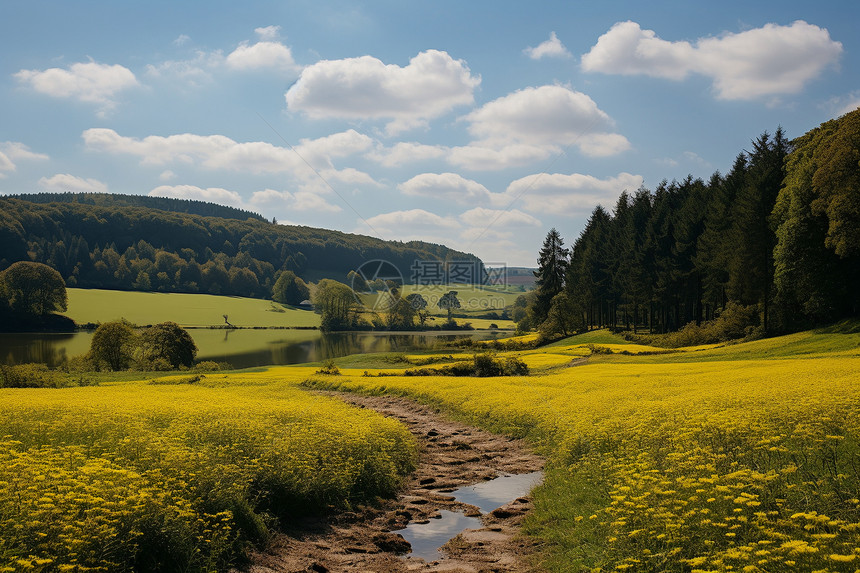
(1, 0, 857, 267)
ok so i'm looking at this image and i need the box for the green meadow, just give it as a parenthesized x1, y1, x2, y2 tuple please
(66, 288, 320, 328)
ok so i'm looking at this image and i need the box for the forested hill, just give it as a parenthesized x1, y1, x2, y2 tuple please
(0, 195, 485, 298)
(3, 192, 267, 222)
(529, 108, 860, 337)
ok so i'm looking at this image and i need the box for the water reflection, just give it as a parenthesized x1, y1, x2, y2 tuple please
(450, 471, 544, 514)
(395, 471, 544, 562)
(395, 510, 482, 562)
(0, 330, 499, 368)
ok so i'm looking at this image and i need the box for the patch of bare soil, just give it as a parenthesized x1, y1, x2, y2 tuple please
(240, 392, 545, 573)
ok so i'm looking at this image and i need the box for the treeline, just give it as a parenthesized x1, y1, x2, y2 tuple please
(4, 192, 267, 222)
(531, 109, 860, 337)
(0, 194, 484, 298)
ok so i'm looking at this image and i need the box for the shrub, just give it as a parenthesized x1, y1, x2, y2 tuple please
(0, 363, 78, 388)
(316, 359, 340, 375)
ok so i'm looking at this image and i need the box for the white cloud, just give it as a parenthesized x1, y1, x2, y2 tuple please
(582, 20, 843, 100)
(455, 84, 630, 166)
(173, 34, 191, 46)
(398, 173, 496, 205)
(15, 61, 138, 114)
(360, 209, 460, 240)
(159, 170, 176, 181)
(0, 153, 14, 178)
(524, 32, 571, 60)
(38, 173, 108, 194)
(838, 97, 860, 117)
(286, 50, 480, 134)
(226, 40, 298, 72)
(249, 188, 342, 213)
(504, 172, 643, 214)
(0, 142, 49, 177)
(145, 51, 223, 87)
(82, 128, 372, 177)
(447, 143, 557, 171)
(149, 185, 244, 207)
(255, 25, 281, 40)
(459, 207, 541, 227)
(366, 142, 448, 167)
(291, 190, 342, 212)
(1, 142, 49, 162)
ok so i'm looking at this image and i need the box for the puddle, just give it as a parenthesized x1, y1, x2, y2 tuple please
(395, 471, 544, 562)
(450, 471, 544, 514)
(397, 510, 482, 562)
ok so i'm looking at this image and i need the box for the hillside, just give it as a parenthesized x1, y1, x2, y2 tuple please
(0, 194, 485, 298)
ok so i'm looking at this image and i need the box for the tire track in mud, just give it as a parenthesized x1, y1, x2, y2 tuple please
(242, 392, 545, 573)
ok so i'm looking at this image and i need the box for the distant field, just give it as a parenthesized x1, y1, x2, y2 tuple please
(66, 288, 320, 328)
(358, 284, 522, 315)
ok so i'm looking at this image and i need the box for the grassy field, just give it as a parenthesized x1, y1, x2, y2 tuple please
(66, 287, 516, 329)
(0, 368, 416, 572)
(66, 288, 320, 328)
(308, 327, 860, 572)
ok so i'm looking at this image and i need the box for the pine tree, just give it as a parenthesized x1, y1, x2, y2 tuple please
(532, 228, 569, 325)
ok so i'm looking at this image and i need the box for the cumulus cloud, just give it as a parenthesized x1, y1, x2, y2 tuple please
(0, 153, 14, 178)
(82, 128, 372, 177)
(145, 51, 223, 87)
(447, 143, 557, 171)
(286, 50, 480, 134)
(149, 185, 244, 207)
(15, 61, 138, 114)
(0, 142, 48, 177)
(398, 173, 497, 205)
(582, 20, 842, 100)
(38, 173, 108, 194)
(359, 209, 460, 241)
(504, 172, 643, 214)
(450, 84, 630, 169)
(250, 188, 342, 213)
(1, 141, 49, 162)
(459, 207, 541, 228)
(255, 25, 281, 40)
(524, 32, 571, 59)
(366, 142, 448, 167)
(226, 40, 298, 72)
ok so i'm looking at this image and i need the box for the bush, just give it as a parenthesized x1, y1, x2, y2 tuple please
(0, 363, 78, 388)
(474, 353, 502, 376)
(626, 302, 761, 348)
(316, 359, 340, 375)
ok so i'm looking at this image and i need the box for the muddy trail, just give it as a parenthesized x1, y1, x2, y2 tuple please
(243, 393, 545, 573)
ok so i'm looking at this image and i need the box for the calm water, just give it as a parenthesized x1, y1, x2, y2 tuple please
(0, 329, 499, 368)
(395, 471, 544, 562)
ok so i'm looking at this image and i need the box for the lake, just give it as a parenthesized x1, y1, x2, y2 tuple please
(0, 329, 501, 369)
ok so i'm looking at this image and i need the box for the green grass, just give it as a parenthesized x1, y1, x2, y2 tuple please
(66, 288, 320, 328)
(543, 329, 635, 347)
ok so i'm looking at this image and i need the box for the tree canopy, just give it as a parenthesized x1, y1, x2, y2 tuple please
(139, 322, 198, 369)
(0, 193, 485, 300)
(533, 110, 860, 339)
(0, 261, 67, 317)
(272, 271, 310, 306)
(90, 319, 137, 371)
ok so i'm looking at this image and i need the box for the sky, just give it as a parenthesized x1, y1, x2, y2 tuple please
(1, 1, 858, 268)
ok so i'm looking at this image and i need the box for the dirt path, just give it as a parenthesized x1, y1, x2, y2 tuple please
(243, 392, 545, 573)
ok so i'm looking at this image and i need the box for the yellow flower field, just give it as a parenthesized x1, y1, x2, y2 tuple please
(308, 329, 860, 572)
(0, 368, 417, 572)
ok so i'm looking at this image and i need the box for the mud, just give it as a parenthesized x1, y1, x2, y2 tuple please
(241, 392, 545, 573)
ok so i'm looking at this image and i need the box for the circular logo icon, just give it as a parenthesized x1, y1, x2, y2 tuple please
(351, 259, 404, 310)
